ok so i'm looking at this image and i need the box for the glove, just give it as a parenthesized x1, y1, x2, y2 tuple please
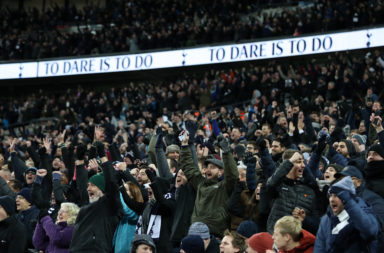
(185, 120, 197, 144)
(217, 135, 231, 153)
(155, 127, 165, 149)
(76, 144, 87, 160)
(87, 146, 98, 159)
(236, 181, 247, 192)
(145, 168, 157, 182)
(329, 127, 344, 144)
(94, 141, 106, 157)
(243, 151, 256, 164)
(329, 186, 352, 204)
(195, 135, 203, 146)
(38, 147, 47, 157)
(256, 138, 267, 151)
(156, 126, 163, 136)
(38, 208, 49, 222)
(315, 135, 327, 155)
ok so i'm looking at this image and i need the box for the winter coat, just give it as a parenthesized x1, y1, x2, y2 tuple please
(278, 229, 315, 253)
(0, 215, 28, 253)
(70, 161, 122, 253)
(32, 215, 74, 253)
(205, 235, 220, 253)
(364, 160, 384, 199)
(180, 147, 238, 237)
(356, 182, 384, 252)
(113, 193, 139, 253)
(266, 160, 319, 234)
(16, 205, 40, 248)
(170, 182, 196, 248)
(314, 196, 379, 253)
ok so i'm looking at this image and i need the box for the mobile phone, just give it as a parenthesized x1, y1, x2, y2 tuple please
(374, 110, 381, 125)
(178, 130, 189, 142)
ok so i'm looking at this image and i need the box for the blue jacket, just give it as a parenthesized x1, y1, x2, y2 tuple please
(314, 195, 379, 253)
(357, 182, 384, 252)
(113, 193, 139, 253)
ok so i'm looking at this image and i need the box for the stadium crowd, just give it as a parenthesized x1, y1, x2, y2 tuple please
(1, 0, 384, 60)
(0, 46, 383, 253)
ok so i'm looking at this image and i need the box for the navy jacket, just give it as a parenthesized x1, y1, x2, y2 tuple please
(314, 196, 378, 253)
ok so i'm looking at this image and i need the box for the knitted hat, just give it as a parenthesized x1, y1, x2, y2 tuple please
(368, 144, 384, 159)
(166, 144, 180, 155)
(339, 139, 356, 157)
(326, 163, 343, 173)
(181, 235, 205, 253)
(88, 172, 105, 193)
(188, 222, 210, 240)
(248, 232, 274, 253)
(335, 165, 363, 180)
(237, 220, 259, 238)
(0, 196, 15, 215)
(352, 134, 367, 145)
(329, 176, 356, 195)
(17, 187, 32, 204)
(130, 234, 156, 253)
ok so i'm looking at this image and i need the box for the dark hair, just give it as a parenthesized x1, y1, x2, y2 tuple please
(8, 179, 22, 192)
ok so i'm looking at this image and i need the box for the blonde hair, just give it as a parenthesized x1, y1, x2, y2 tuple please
(274, 216, 302, 242)
(57, 202, 80, 225)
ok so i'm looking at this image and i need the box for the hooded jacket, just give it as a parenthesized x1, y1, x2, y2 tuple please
(328, 140, 365, 168)
(279, 229, 315, 253)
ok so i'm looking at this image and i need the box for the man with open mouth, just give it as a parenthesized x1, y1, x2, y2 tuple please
(314, 176, 379, 252)
(266, 149, 319, 235)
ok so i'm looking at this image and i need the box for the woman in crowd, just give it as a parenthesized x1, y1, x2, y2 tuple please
(32, 202, 80, 253)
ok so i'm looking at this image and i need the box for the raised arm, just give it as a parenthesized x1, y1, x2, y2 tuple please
(179, 131, 204, 190)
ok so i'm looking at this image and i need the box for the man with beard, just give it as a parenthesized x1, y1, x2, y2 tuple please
(180, 132, 238, 238)
(70, 128, 122, 253)
(270, 138, 285, 165)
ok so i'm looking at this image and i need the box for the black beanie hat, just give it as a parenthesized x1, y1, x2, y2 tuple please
(0, 196, 15, 216)
(340, 139, 356, 157)
(368, 144, 384, 159)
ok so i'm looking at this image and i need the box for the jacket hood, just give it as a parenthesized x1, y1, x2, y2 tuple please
(281, 229, 315, 253)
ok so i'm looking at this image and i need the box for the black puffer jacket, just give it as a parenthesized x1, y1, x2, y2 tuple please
(266, 160, 320, 234)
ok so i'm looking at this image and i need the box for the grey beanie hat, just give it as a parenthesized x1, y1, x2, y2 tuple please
(188, 222, 211, 240)
(352, 134, 367, 145)
(328, 176, 356, 196)
(130, 234, 156, 253)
